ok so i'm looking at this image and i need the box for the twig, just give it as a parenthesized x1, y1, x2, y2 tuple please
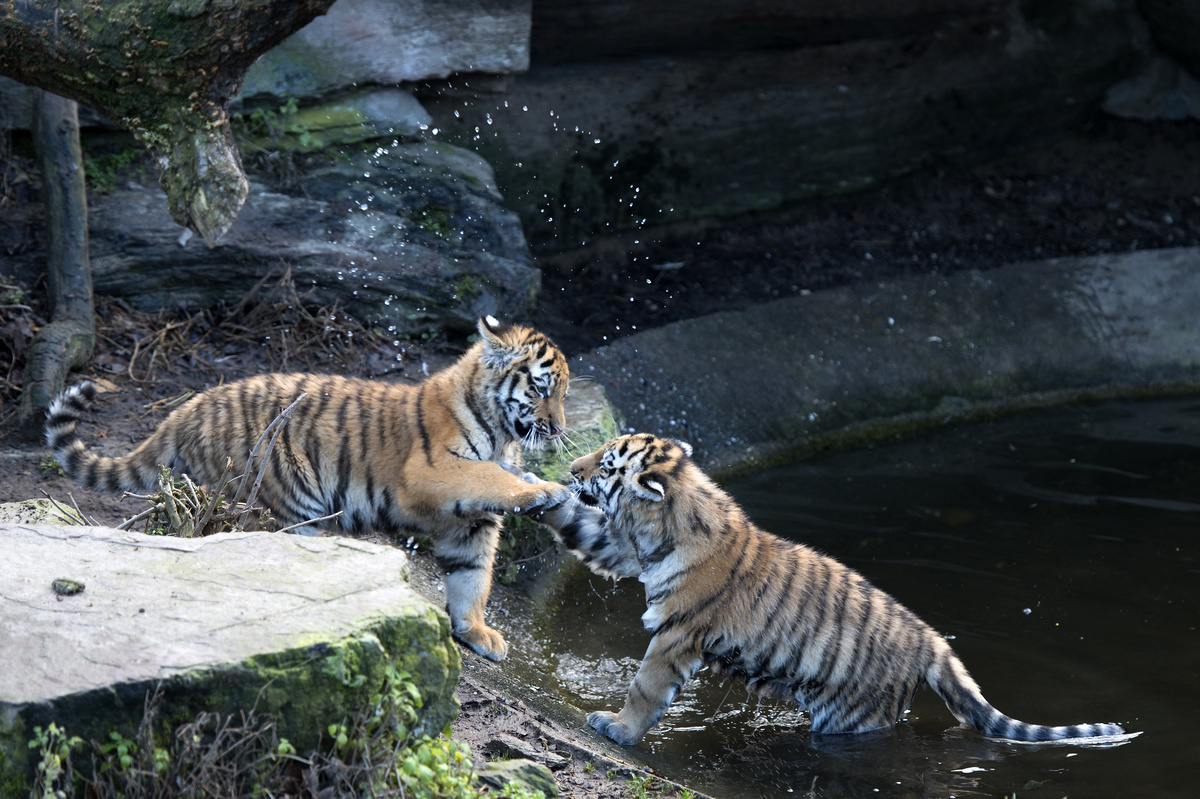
(116, 504, 161, 531)
(274, 510, 342, 534)
(38, 490, 90, 525)
(66, 492, 98, 526)
(193, 457, 234, 535)
(126, 335, 143, 382)
(234, 393, 307, 528)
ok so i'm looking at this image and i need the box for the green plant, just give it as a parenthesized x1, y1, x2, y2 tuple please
(395, 735, 474, 799)
(234, 95, 323, 151)
(22, 665, 480, 799)
(38, 456, 65, 476)
(0, 282, 25, 305)
(316, 663, 475, 798)
(28, 723, 83, 799)
(498, 780, 546, 799)
(99, 730, 133, 770)
(627, 773, 658, 799)
(84, 148, 145, 193)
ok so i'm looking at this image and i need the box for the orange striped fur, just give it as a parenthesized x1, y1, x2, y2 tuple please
(46, 317, 574, 661)
(552, 433, 1130, 745)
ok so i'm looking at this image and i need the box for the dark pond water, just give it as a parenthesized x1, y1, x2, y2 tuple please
(535, 397, 1199, 798)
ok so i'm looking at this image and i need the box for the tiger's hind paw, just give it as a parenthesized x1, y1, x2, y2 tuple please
(587, 711, 642, 746)
(453, 624, 509, 662)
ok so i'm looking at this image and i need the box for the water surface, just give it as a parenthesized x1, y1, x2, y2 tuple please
(537, 397, 1199, 798)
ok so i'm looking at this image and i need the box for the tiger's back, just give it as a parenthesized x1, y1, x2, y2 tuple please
(557, 433, 1132, 745)
(46, 317, 576, 662)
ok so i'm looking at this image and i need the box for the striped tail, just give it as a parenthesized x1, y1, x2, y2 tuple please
(45, 381, 158, 494)
(929, 649, 1128, 742)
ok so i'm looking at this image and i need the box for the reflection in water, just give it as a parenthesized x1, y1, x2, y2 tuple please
(535, 397, 1199, 798)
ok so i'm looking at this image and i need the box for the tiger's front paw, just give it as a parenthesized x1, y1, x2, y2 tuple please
(453, 624, 509, 662)
(517, 481, 573, 515)
(587, 711, 642, 746)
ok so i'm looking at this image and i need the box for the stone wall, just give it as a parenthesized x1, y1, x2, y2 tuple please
(423, 0, 1158, 251)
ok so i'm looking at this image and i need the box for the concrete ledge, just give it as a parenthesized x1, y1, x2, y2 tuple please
(578, 247, 1200, 473)
(0, 525, 460, 795)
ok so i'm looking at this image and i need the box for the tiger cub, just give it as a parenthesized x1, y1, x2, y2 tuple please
(45, 316, 575, 662)
(549, 433, 1131, 745)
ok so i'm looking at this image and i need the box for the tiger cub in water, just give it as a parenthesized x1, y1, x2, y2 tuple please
(543, 433, 1130, 745)
(45, 316, 576, 662)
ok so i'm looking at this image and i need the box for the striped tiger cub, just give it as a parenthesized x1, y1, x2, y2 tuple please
(45, 316, 575, 662)
(550, 433, 1132, 745)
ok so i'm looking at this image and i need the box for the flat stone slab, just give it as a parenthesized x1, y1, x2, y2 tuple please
(579, 247, 1200, 472)
(0, 524, 459, 792)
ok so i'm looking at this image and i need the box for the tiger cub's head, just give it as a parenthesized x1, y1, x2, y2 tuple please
(478, 315, 570, 450)
(570, 433, 695, 515)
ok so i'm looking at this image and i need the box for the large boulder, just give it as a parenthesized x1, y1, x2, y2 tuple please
(423, 0, 1149, 250)
(240, 0, 531, 100)
(2, 140, 539, 337)
(0, 524, 461, 797)
(1139, 0, 1200, 80)
(577, 247, 1200, 472)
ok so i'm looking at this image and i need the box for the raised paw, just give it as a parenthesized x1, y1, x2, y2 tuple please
(453, 624, 509, 662)
(517, 481, 572, 515)
(587, 710, 642, 746)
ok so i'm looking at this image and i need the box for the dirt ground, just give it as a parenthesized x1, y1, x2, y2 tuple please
(1, 115, 1196, 797)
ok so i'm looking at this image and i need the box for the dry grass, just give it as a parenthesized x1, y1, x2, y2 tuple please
(117, 393, 345, 538)
(38, 667, 473, 799)
(95, 266, 385, 383)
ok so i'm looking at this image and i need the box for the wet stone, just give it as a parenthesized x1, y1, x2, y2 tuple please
(484, 732, 571, 770)
(475, 758, 561, 797)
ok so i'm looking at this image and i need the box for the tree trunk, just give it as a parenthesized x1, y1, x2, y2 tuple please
(0, 0, 336, 243)
(18, 90, 95, 438)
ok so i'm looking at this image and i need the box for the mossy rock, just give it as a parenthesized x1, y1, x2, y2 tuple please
(0, 524, 460, 797)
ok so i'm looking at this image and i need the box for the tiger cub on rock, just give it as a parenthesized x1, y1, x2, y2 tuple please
(543, 433, 1132, 745)
(45, 316, 576, 661)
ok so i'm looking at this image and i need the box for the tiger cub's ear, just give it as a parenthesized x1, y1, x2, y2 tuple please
(634, 473, 667, 502)
(672, 439, 694, 458)
(479, 315, 520, 369)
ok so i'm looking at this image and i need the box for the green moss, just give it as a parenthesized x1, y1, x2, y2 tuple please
(416, 205, 454, 238)
(453, 274, 483, 301)
(0, 712, 29, 799)
(6, 663, 473, 799)
(84, 147, 147, 193)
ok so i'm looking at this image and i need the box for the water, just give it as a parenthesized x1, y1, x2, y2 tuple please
(536, 397, 1200, 798)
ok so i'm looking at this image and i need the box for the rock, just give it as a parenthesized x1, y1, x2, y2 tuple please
(0, 76, 115, 130)
(1139, 0, 1200, 80)
(475, 757, 560, 798)
(239, 0, 532, 102)
(0, 499, 86, 526)
(576, 247, 1200, 473)
(484, 732, 570, 770)
(0, 524, 460, 796)
(238, 87, 433, 153)
(77, 141, 538, 336)
(1104, 51, 1200, 121)
(424, 1, 1146, 250)
(523, 380, 622, 482)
